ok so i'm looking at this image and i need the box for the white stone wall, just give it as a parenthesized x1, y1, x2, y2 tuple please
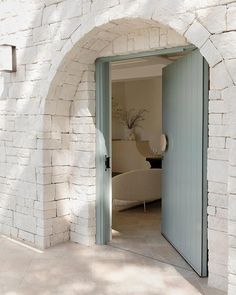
(0, 0, 235, 293)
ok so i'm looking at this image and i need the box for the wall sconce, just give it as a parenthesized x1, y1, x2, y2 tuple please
(0, 44, 16, 72)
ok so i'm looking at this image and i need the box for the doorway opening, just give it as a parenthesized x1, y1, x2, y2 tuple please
(96, 46, 208, 277)
(110, 53, 190, 270)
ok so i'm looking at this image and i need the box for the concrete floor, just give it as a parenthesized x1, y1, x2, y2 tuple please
(0, 202, 226, 295)
(109, 201, 227, 295)
(111, 200, 193, 270)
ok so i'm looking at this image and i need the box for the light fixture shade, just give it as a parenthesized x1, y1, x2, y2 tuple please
(0, 45, 16, 72)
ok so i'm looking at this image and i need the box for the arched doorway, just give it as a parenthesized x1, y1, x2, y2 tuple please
(44, 18, 190, 246)
(43, 15, 227, 290)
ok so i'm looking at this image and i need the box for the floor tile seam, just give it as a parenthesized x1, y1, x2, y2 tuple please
(107, 244, 194, 273)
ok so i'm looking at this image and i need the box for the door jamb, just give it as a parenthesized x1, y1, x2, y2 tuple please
(201, 58, 209, 276)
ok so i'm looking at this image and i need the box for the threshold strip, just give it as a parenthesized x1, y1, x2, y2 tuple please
(107, 243, 193, 272)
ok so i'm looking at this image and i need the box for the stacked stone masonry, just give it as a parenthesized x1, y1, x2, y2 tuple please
(0, 0, 235, 293)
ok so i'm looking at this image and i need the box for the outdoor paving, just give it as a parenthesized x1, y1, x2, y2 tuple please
(0, 202, 227, 295)
(0, 236, 226, 295)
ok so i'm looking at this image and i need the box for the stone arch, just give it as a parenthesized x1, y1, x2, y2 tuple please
(42, 17, 192, 247)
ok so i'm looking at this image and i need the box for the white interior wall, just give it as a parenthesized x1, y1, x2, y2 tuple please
(112, 77, 162, 153)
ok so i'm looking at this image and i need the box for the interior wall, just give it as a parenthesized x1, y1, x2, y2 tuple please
(112, 77, 162, 153)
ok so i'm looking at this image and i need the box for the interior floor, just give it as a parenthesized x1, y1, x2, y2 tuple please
(110, 201, 192, 271)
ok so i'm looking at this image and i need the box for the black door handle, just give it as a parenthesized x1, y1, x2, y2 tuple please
(105, 155, 111, 170)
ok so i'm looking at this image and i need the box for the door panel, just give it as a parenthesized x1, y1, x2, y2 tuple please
(162, 49, 207, 276)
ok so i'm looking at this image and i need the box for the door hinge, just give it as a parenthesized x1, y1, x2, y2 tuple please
(105, 155, 111, 170)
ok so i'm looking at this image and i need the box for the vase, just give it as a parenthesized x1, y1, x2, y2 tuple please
(125, 127, 135, 140)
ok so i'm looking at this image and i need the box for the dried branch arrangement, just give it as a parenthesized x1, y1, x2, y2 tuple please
(120, 108, 147, 129)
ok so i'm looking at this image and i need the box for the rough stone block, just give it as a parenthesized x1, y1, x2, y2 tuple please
(18, 47, 38, 65)
(52, 150, 70, 166)
(208, 273, 227, 291)
(208, 193, 228, 209)
(208, 216, 227, 232)
(52, 116, 70, 132)
(210, 61, 233, 90)
(225, 59, 236, 84)
(229, 177, 236, 195)
(55, 100, 71, 116)
(33, 25, 51, 43)
(209, 261, 228, 277)
(229, 284, 236, 295)
(207, 206, 216, 216)
(209, 100, 228, 114)
(70, 231, 95, 246)
(37, 184, 55, 202)
(209, 89, 221, 100)
(229, 139, 236, 165)
(57, 199, 70, 216)
(227, 5, 236, 31)
(169, 13, 195, 35)
(61, 17, 81, 39)
(208, 159, 228, 183)
(35, 235, 51, 249)
(18, 229, 35, 243)
(52, 216, 70, 234)
(113, 35, 128, 54)
(208, 148, 228, 161)
(71, 100, 95, 117)
(209, 125, 229, 137)
(184, 20, 210, 48)
(59, 84, 77, 100)
(200, 40, 222, 67)
(55, 182, 69, 200)
(197, 6, 226, 34)
(59, 0, 83, 20)
(211, 32, 236, 59)
(208, 181, 227, 195)
(208, 229, 228, 256)
(229, 248, 236, 274)
(209, 114, 222, 125)
(71, 151, 95, 168)
(14, 212, 37, 233)
(34, 201, 57, 211)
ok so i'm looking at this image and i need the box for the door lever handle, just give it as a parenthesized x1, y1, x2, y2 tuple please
(105, 155, 111, 170)
(161, 134, 168, 153)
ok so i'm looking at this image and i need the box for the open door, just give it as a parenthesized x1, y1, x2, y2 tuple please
(162, 49, 208, 276)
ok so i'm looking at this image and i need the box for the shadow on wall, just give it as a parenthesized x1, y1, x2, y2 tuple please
(0, 1, 76, 247)
(0, 0, 190, 249)
(0, 0, 107, 249)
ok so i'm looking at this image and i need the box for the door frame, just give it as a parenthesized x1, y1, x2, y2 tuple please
(95, 45, 208, 266)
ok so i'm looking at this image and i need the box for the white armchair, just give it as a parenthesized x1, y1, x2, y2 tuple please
(112, 168, 162, 211)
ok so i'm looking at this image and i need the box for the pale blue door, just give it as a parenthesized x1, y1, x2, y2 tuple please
(162, 49, 208, 276)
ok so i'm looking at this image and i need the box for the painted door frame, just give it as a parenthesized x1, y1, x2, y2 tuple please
(95, 45, 208, 256)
